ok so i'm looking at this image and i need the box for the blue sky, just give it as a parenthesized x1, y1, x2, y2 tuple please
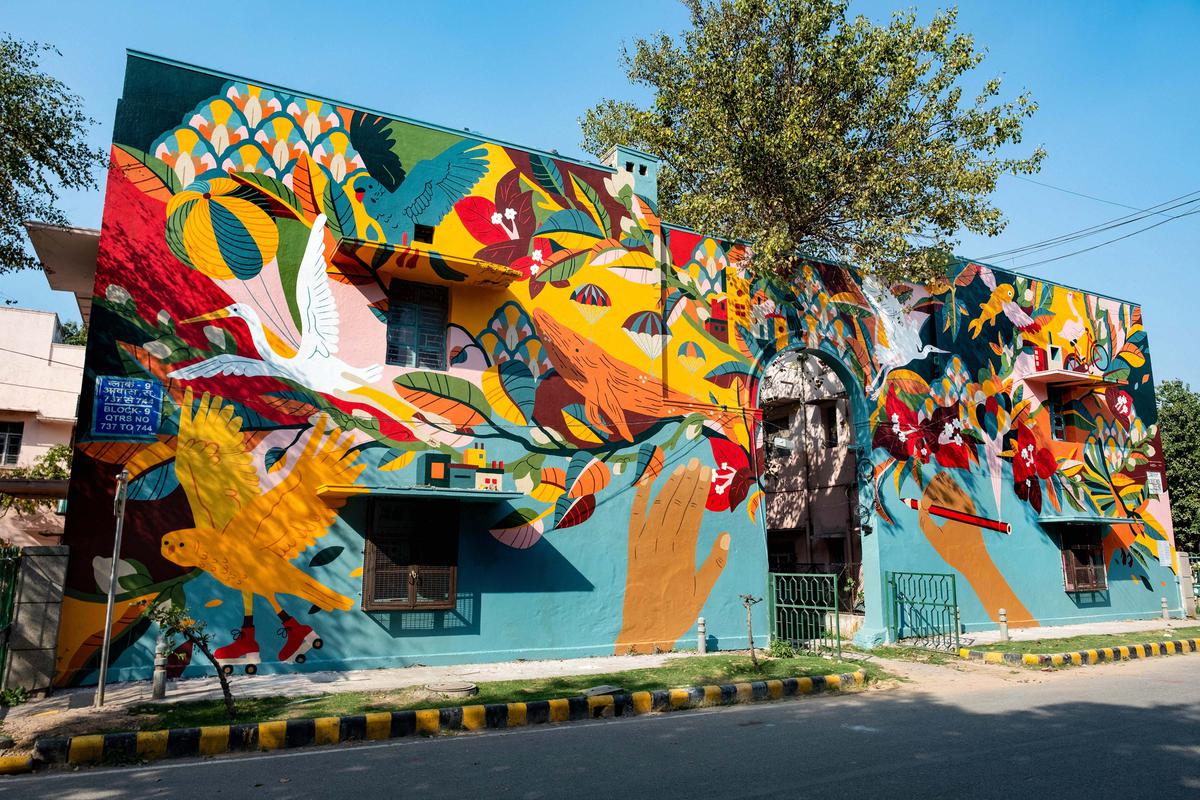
(4, 0, 1198, 385)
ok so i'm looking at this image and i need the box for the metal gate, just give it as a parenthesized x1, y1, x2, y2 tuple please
(768, 573, 841, 657)
(0, 546, 20, 689)
(885, 571, 960, 650)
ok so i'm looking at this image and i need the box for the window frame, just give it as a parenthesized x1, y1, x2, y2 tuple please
(1059, 526, 1107, 592)
(385, 280, 449, 371)
(821, 403, 839, 449)
(0, 421, 23, 466)
(362, 499, 459, 612)
(1046, 389, 1067, 442)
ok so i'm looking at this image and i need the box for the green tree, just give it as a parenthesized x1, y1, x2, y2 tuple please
(58, 319, 87, 346)
(1157, 380, 1200, 553)
(0, 35, 106, 273)
(0, 443, 72, 516)
(580, 0, 1044, 284)
(146, 602, 238, 718)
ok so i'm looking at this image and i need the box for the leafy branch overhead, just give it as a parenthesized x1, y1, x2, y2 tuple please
(580, 0, 1045, 285)
(0, 36, 107, 272)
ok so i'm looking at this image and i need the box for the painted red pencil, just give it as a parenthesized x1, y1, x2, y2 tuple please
(900, 498, 1012, 534)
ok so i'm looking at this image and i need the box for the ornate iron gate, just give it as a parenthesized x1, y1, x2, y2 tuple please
(0, 546, 20, 689)
(885, 571, 960, 650)
(768, 573, 841, 657)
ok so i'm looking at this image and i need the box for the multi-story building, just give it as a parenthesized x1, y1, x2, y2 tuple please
(53, 52, 1181, 685)
(0, 308, 85, 545)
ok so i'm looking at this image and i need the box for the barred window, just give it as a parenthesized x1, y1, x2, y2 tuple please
(386, 280, 448, 370)
(1060, 527, 1107, 592)
(0, 422, 23, 466)
(363, 500, 458, 612)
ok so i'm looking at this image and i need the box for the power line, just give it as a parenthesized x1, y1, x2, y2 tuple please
(980, 188, 1200, 261)
(1014, 175, 1182, 219)
(1011, 206, 1200, 270)
(0, 380, 80, 394)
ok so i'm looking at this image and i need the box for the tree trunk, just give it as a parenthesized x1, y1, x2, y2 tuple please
(190, 636, 236, 719)
(746, 603, 759, 670)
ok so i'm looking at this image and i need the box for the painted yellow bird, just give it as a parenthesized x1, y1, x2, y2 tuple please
(160, 388, 364, 672)
(967, 267, 1040, 340)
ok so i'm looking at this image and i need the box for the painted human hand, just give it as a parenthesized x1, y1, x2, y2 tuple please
(917, 472, 1032, 624)
(616, 458, 731, 654)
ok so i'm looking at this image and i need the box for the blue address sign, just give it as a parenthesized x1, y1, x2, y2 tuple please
(91, 376, 164, 441)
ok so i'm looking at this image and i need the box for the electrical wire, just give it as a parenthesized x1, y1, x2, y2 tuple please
(1011, 205, 1200, 270)
(0, 344, 85, 370)
(1013, 175, 1183, 219)
(980, 189, 1200, 261)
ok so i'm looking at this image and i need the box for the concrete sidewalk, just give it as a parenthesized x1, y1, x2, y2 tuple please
(966, 616, 1192, 645)
(3, 651, 688, 724)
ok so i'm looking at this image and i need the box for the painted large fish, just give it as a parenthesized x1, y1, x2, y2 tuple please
(532, 309, 744, 444)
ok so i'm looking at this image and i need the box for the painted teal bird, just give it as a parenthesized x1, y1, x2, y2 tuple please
(354, 139, 489, 244)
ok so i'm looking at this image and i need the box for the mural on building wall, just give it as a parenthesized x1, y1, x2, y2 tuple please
(57, 56, 1176, 684)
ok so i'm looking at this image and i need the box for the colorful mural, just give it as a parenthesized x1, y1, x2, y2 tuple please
(57, 54, 1179, 685)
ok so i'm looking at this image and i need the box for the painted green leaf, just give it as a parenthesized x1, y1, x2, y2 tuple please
(393, 371, 493, 424)
(118, 572, 154, 594)
(322, 179, 357, 238)
(528, 153, 565, 196)
(536, 209, 603, 240)
(127, 462, 180, 501)
(533, 251, 589, 284)
(230, 171, 303, 218)
(703, 361, 753, 388)
(264, 447, 286, 472)
(115, 144, 182, 194)
(498, 360, 537, 419)
(569, 175, 612, 237)
(308, 546, 344, 568)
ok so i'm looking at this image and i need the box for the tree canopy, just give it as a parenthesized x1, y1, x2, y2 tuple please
(1157, 380, 1200, 553)
(0, 35, 106, 273)
(580, 0, 1045, 285)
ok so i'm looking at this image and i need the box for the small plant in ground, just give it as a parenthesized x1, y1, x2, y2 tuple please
(739, 594, 764, 670)
(146, 602, 237, 719)
(1, 686, 30, 707)
(768, 638, 797, 659)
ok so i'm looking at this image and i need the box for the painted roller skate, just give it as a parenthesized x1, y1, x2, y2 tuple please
(213, 626, 260, 675)
(277, 618, 323, 664)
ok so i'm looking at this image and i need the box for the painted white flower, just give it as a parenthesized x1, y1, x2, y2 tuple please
(531, 248, 544, 263)
(490, 212, 503, 225)
(106, 284, 132, 305)
(529, 264, 539, 276)
(503, 207, 517, 220)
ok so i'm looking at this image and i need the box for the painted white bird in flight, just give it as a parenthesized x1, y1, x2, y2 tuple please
(863, 278, 946, 398)
(169, 214, 383, 394)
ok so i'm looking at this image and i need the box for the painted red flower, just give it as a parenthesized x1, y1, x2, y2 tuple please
(1012, 424, 1057, 512)
(873, 388, 935, 464)
(707, 435, 752, 512)
(1105, 386, 1134, 425)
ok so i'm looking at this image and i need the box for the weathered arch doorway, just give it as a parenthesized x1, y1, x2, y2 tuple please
(758, 349, 869, 620)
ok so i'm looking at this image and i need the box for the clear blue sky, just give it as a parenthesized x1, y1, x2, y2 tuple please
(4, 0, 1198, 386)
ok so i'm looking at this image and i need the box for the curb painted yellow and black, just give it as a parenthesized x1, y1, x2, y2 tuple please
(0, 756, 34, 776)
(959, 636, 1200, 667)
(32, 670, 866, 767)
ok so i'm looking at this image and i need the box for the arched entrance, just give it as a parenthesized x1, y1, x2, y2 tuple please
(755, 347, 878, 649)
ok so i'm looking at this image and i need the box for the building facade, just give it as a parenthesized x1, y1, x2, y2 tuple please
(0, 308, 84, 546)
(56, 53, 1180, 685)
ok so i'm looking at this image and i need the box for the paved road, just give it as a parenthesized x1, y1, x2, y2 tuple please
(5, 655, 1199, 799)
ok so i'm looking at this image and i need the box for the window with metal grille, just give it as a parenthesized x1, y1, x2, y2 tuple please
(386, 281, 448, 370)
(0, 422, 23, 466)
(362, 500, 458, 611)
(1047, 389, 1067, 441)
(1059, 526, 1107, 592)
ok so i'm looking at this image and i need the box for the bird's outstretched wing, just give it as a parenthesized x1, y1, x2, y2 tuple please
(295, 214, 340, 360)
(232, 417, 365, 561)
(978, 266, 997, 291)
(169, 355, 288, 380)
(175, 387, 261, 530)
(1001, 302, 1036, 328)
(397, 139, 489, 226)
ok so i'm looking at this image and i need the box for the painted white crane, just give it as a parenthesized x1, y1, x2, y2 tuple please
(862, 277, 945, 398)
(169, 214, 383, 394)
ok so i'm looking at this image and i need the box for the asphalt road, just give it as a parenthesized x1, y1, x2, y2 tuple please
(5, 655, 1199, 799)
